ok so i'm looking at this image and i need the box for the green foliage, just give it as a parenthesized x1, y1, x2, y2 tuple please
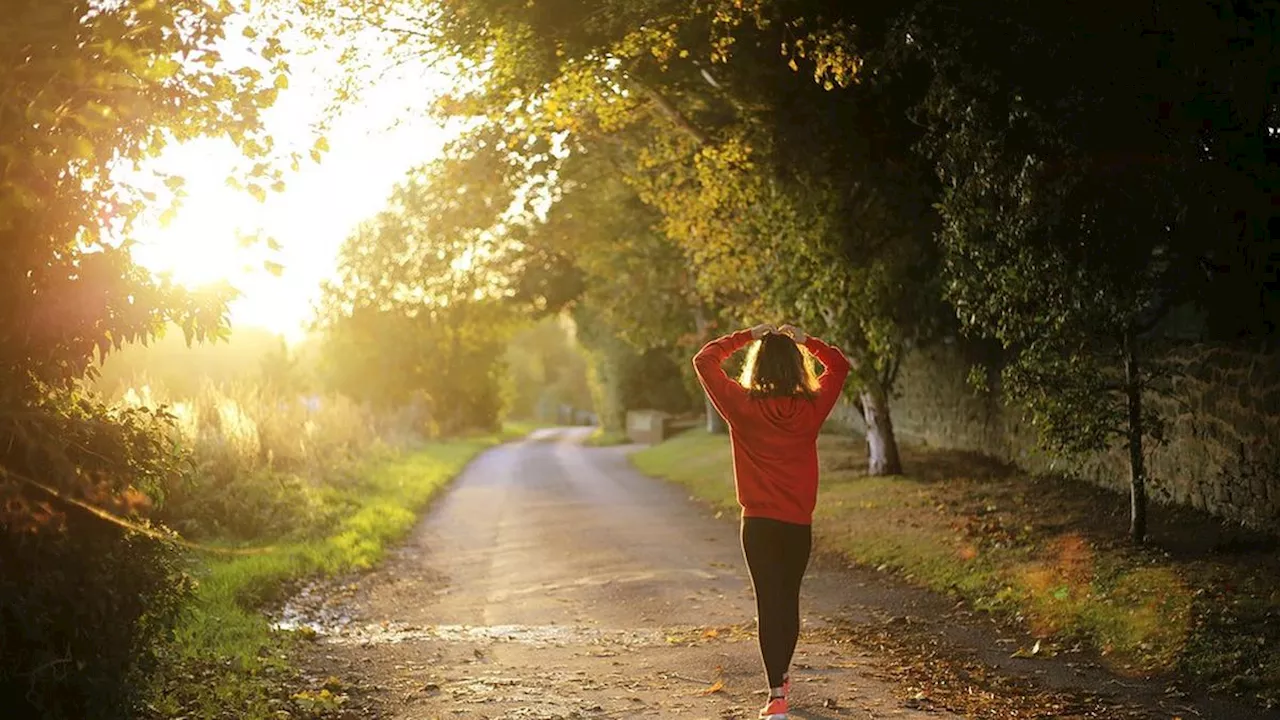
(0, 392, 193, 720)
(529, 149, 700, 350)
(0, 522, 193, 720)
(574, 306, 698, 431)
(900, 2, 1180, 457)
(107, 373, 380, 542)
(1, 0, 289, 392)
(0, 1, 291, 713)
(320, 307, 511, 435)
(505, 316, 594, 421)
(317, 157, 525, 433)
(881, 0, 1280, 536)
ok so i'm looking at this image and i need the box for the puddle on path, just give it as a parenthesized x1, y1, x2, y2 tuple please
(272, 580, 359, 635)
(283, 619, 666, 648)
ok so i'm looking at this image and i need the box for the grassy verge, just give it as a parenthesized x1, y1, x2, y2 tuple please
(632, 429, 1280, 708)
(148, 435, 504, 719)
(582, 426, 632, 447)
(499, 419, 553, 440)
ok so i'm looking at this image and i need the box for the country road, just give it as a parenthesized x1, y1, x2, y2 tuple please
(284, 428, 1279, 720)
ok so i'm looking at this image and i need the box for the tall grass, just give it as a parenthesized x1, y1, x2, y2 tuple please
(113, 376, 509, 718)
(118, 378, 386, 541)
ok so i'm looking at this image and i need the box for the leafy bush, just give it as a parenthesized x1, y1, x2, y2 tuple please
(0, 521, 192, 720)
(0, 391, 192, 720)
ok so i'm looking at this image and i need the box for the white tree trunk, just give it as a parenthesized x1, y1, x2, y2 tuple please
(860, 383, 902, 476)
(705, 393, 728, 434)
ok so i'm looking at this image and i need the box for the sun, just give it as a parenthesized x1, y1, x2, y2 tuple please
(127, 137, 300, 335)
(126, 41, 464, 345)
(132, 192, 261, 289)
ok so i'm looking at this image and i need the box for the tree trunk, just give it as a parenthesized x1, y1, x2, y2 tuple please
(1123, 332, 1148, 544)
(860, 380, 902, 476)
(705, 394, 728, 434)
(691, 302, 728, 434)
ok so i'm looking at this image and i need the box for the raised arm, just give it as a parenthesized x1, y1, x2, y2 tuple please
(804, 335, 852, 419)
(692, 328, 756, 422)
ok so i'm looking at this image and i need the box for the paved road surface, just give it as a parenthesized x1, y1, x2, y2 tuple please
(291, 428, 960, 719)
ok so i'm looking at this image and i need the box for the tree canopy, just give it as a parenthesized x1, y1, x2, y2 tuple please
(315, 153, 524, 432)
(296, 0, 1278, 537)
(1, 1, 296, 715)
(1, 0, 292, 528)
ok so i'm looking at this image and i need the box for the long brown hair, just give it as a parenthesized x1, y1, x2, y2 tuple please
(738, 332, 820, 399)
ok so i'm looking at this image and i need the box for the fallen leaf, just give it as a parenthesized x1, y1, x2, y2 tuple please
(1011, 639, 1042, 658)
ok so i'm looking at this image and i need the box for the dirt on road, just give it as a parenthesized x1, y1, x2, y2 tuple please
(280, 428, 1277, 720)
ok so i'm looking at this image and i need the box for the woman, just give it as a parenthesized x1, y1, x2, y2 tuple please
(692, 323, 851, 720)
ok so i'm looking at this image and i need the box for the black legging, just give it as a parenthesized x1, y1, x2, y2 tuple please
(741, 516, 813, 689)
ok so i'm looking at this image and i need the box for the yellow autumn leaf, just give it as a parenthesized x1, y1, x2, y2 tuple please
(70, 135, 95, 160)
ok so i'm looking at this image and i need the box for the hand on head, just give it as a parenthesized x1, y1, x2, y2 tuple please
(749, 323, 807, 343)
(778, 324, 807, 344)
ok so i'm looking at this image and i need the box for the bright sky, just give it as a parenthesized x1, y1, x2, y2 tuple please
(130, 26, 457, 344)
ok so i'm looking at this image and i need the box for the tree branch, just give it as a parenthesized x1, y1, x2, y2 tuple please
(883, 348, 903, 391)
(624, 75, 711, 146)
(1132, 293, 1175, 337)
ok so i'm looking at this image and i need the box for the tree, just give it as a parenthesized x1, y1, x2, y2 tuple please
(897, 0, 1280, 542)
(304, 0, 949, 471)
(0, 0, 289, 715)
(2, 0, 289, 507)
(520, 145, 711, 429)
(504, 315, 594, 421)
(316, 153, 524, 433)
(620, 8, 944, 472)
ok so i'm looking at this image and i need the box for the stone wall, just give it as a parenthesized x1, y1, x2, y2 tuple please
(834, 340, 1280, 532)
(626, 409, 670, 445)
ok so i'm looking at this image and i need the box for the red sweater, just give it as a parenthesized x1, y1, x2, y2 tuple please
(693, 330, 852, 525)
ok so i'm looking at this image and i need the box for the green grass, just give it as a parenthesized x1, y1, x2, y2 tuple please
(632, 429, 1280, 708)
(582, 427, 633, 447)
(498, 419, 552, 440)
(148, 436, 503, 718)
(629, 427, 736, 507)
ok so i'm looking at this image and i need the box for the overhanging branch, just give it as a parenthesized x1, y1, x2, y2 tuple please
(625, 75, 711, 146)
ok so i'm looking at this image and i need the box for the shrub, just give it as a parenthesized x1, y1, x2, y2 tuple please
(0, 522, 192, 720)
(0, 391, 193, 720)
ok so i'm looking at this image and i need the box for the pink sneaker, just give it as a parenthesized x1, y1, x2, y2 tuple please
(759, 696, 788, 719)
